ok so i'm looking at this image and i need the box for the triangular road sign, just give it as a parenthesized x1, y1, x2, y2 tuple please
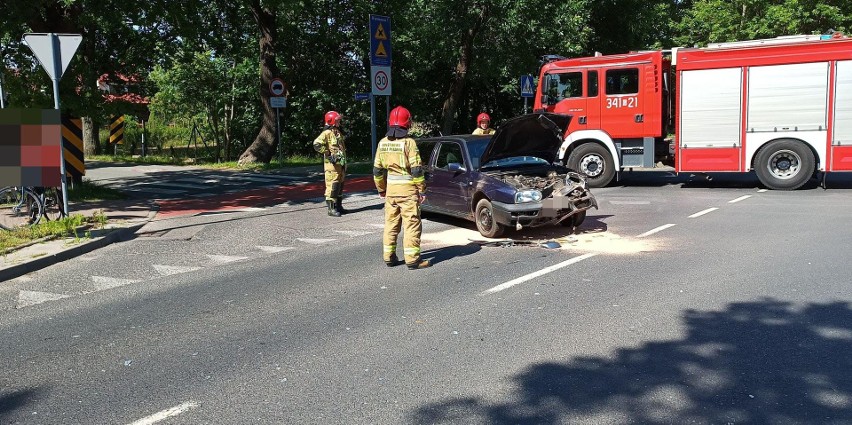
(374, 23, 388, 40)
(23, 33, 82, 81)
(375, 42, 388, 58)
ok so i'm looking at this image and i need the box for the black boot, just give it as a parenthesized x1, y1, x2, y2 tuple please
(385, 254, 399, 267)
(406, 259, 431, 270)
(327, 200, 341, 217)
(335, 197, 347, 214)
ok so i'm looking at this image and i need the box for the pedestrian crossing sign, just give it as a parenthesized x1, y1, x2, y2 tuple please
(520, 75, 535, 98)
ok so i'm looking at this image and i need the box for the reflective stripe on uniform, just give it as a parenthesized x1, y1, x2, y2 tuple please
(404, 247, 421, 256)
(384, 245, 397, 253)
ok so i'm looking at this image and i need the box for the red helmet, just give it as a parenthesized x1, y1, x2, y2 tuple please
(477, 113, 491, 125)
(324, 111, 342, 127)
(388, 106, 412, 129)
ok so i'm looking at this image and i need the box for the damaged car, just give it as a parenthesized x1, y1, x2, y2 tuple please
(418, 113, 598, 238)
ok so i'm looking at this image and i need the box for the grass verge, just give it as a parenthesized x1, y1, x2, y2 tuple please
(1, 212, 107, 254)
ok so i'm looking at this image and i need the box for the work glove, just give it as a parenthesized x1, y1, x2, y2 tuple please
(327, 153, 338, 164)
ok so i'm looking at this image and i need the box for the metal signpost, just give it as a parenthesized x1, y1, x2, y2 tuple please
(269, 77, 286, 162)
(369, 14, 392, 159)
(23, 33, 82, 217)
(520, 74, 535, 113)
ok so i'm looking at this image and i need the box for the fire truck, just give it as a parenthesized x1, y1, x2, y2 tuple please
(534, 32, 852, 190)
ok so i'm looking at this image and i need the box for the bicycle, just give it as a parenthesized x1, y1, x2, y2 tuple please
(0, 186, 44, 230)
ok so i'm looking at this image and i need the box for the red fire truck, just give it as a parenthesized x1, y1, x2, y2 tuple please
(534, 33, 852, 190)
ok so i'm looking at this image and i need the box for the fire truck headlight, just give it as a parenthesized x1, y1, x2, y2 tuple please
(515, 190, 543, 203)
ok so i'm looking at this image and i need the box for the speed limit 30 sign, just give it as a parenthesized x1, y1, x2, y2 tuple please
(371, 66, 391, 96)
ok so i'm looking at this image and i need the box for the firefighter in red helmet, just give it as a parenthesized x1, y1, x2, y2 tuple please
(313, 110, 347, 216)
(472, 112, 495, 135)
(373, 106, 430, 269)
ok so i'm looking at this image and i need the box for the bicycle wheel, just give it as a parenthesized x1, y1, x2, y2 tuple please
(41, 187, 65, 221)
(0, 187, 44, 230)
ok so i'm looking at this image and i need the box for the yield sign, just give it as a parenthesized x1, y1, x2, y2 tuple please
(23, 33, 82, 81)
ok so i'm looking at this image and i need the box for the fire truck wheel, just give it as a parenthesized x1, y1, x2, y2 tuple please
(567, 143, 615, 188)
(754, 139, 815, 190)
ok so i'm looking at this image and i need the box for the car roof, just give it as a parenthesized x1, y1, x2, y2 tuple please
(417, 135, 491, 144)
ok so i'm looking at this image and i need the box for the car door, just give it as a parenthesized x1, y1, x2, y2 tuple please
(429, 141, 470, 216)
(415, 140, 438, 210)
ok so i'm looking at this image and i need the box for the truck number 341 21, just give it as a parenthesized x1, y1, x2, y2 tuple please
(606, 96, 638, 109)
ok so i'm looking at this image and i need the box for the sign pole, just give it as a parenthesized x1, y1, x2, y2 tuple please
(524, 97, 528, 114)
(0, 71, 6, 109)
(49, 33, 69, 217)
(275, 107, 281, 163)
(370, 93, 377, 160)
(141, 119, 146, 158)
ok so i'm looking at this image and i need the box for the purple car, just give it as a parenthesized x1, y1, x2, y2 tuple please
(418, 113, 598, 238)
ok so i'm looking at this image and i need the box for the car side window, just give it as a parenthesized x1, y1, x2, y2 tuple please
(415, 141, 437, 166)
(435, 142, 465, 170)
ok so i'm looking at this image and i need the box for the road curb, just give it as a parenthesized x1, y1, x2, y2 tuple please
(0, 207, 157, 283)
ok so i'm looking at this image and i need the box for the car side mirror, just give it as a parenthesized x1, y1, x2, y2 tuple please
(447, 163, 466, 173)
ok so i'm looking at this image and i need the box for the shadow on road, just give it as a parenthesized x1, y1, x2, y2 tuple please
(409, 299, 852, 424)
(421, 243, 481, 266)
(0, 387, 44, 419)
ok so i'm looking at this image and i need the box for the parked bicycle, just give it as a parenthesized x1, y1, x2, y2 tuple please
(0, 186, 65, 230)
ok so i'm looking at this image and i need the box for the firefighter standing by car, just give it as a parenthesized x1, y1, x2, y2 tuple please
(313, 111, 347, 217)
(374, 106, 430, 270)
(472, 113, 495, 135)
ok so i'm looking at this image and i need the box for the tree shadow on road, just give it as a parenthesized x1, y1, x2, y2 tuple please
(409, 299, 852, 424)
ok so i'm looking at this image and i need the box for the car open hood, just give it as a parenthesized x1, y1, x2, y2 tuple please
(478, 113, 572, 167)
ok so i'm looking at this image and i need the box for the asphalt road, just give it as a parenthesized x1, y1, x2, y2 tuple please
(1, 171, 850, 424)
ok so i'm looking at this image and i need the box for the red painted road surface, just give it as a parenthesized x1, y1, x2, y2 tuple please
(155, 176, 376, 219)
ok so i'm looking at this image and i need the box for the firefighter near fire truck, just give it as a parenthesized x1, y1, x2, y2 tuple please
(373, 106, 431, 270)
(472, 113, 495, 135)
(313, 111, 347, 217)
(535, 32, 852, 190)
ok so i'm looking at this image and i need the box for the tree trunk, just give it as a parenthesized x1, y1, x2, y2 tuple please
(82, 116, 100, 155)
(238, 0, 282, 165)
(440, 3, 490, 135)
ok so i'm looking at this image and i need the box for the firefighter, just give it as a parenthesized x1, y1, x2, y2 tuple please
(374, 106, 430, 270)
(313, 110, 347, 217)
(472, 113, 495, 135)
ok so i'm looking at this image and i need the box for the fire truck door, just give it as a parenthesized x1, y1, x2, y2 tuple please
(832, 60, 852, 171)
(601, 67, 645, 139)
(542, 71, 588, 132)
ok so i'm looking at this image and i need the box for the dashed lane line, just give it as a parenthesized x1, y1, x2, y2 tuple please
(127, 401, 199, 425)
(637, 224, 677, 238)
(480, 253, 599, 295)
(16, 290, 71, 309)
(296, 238, 337, 244)
(256, 246, 294, 253)
(688, 207, 719, 218)
(758, 189, 768, 193)
(206, 254, 249, 264)
(153, 265, 203, 276)
(91, 276, 139, 291)
(728, 195, 752, 204)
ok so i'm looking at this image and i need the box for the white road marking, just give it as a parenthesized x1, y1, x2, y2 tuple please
(758, 189, 768, 193)
(637, 224, 677, 238)
(480, 253, 599, 295)
(688, 208, 718, 218)
(334, 230, 375, 237)
(206, 255, 249, 264)
(256, 246, 294, 253)
(296, 238, 336, 244)
(127, 401, 199, 425)
(153, 265, 203, 276)
(92, 276, 139, 291)
(728, 195, 752, 204)
(609, 200, 651, 205)
(16, 290, 71, 309)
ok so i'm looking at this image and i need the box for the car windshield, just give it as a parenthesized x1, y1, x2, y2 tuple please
(466, 138, 490, 169)
(481, 156, 549, 169)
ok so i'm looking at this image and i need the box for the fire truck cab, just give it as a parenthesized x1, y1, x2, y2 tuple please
(535, 33, 852, 190)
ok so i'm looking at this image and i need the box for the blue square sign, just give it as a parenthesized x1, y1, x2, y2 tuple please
(370, 15, 392, 66)
(520, 75, 535, 98)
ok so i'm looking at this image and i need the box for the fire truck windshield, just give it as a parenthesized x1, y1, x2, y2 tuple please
(543, 72, 583, 104)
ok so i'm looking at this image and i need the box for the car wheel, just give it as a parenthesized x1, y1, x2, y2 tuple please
(754, 139, 815, 190)
(475, 199, 505, 238)
(567, 143, 615, 188)
(560, 210, 586, 228)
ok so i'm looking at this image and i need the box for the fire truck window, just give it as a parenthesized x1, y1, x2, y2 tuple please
(546, 72, 583, 101)
(606, 68, 639, 95)
(588, 71, 599, 97)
